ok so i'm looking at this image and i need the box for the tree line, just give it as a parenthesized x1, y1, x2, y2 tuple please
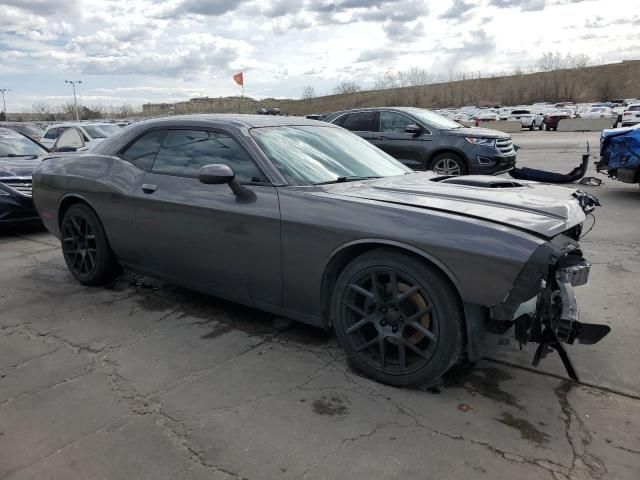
(302, 52, 624, 108)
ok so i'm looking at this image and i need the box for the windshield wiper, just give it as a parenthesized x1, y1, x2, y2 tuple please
(313, 176, 381, 185)
(5, 154, 39, 158)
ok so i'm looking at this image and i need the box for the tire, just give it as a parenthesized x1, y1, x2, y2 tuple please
(428, 153, 468, 176)
(529, 122, 535, 131)
(60, 203, 121, 286)
(538, 122, 544, 131)
(331, 249, 464, 387)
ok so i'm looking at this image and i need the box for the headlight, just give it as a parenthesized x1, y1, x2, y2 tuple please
(465, 137, 495, 147)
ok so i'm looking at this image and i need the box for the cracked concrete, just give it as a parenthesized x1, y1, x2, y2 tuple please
(1, 132, 639, 479)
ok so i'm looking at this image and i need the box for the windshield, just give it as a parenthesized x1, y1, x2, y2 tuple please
(82, 124, 121, 139)
(402, 108, 463, 129)
(0, 132, 48, 156)
(250, 125, 410, 185)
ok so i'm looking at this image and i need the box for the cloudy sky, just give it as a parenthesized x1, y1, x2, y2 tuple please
(1, 0, 638, 111)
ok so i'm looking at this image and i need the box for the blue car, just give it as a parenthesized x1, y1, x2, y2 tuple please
(598, 123, 640, 185)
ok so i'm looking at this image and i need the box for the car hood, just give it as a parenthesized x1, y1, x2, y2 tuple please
(444, 126, 510, 139)
(0, 157, 41, 179)
(321, 173, 587, 238)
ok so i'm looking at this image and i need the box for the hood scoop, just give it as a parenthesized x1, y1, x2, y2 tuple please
(438, 177, 524, 188)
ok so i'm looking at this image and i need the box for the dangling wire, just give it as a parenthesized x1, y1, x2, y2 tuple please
(580, 213, 596, 239)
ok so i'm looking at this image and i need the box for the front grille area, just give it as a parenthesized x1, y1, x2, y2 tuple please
(496, 138, 515, 155)
(0, 178, 33, 197)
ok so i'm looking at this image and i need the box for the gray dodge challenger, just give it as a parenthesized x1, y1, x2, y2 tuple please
(32, 115, 610, 387)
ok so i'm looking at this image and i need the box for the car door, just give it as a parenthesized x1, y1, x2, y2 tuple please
(132, 128, 282, 305)
(338, 111, 377, 142)
(372, 111, 430, 169)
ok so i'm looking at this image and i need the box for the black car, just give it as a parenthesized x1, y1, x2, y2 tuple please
(324, 107, 516, 176)
(0, 127, 47, 225)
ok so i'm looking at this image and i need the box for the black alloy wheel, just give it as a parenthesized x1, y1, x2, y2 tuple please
(61, 203, 121, 285)
(62, 213, 98, 277)
(332, 249, 464, 386)
(342, 267, 439, 374)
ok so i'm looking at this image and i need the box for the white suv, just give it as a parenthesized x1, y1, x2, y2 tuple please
(621, 104, 640, 127)
(40, 123, 122, 149)
(508, 109, 544, 130)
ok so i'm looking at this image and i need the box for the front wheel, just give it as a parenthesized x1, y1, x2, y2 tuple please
(428, 153, 468, 176)
(331, 249, 464, 387)
(60, 203, 121, 286)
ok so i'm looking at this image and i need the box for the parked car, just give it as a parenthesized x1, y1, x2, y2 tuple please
(598, 122, 640, 185)
(581, 107, 617, 127)
(0, 122, 45, 142)
(40, 122, 122, 149)
(323, 107, 516, 176)
(474, 112, 500, 126)
(32, 115, 609, 386)
(542, 111, 573, 131)
(621, 104, 640, 127)
(0, 127, 49, 225)
(508, 110, 544, 130)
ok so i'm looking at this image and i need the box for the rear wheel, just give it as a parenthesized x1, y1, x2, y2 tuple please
(429, 153, 467, 176)
(529, 121, 535, 131)
(60, 203, 121, 285)
(331, 249, 464, 387)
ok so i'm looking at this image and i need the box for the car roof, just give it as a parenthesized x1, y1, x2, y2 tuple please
(45, 122, 116, 129)
(327, 107, 423, 115)
(0, 122, 41, 127)
(126, 114, 327, 129)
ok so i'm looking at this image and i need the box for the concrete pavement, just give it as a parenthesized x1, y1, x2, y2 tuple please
(1, 132, 639, 479)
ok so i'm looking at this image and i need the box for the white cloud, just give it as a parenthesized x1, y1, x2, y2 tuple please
(0, 0, 639, 110)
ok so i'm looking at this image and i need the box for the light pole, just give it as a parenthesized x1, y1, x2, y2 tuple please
(65, 80, 82, 120)
(0, 88, 9, 121)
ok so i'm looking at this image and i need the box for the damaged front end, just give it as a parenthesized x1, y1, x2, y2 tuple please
(490, 192, 609, 381)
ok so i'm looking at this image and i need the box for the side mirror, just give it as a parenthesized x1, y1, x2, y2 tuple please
(198, 163, 255, 201)
(404, 124, 422, 134)
(198, 164, 235, 184)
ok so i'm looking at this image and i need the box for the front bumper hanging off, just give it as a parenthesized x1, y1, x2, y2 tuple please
(490, 235, 611, 382)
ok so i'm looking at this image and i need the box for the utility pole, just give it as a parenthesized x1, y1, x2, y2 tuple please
(65, 80, 82, 120)
(0, 88, 9, 121)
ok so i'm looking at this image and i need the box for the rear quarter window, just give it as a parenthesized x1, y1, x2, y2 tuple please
(121, 130, 166, 170)
(44, 128, 59, 139)
(341, 112, 375, 132)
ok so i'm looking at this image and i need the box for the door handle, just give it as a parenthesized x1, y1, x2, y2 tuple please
(141, 184, 157, 194)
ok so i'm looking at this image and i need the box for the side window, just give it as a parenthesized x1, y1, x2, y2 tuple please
(121, 130, 166, 170)
(152, 129, 266, 183)
(341, 112, 375, 132)
(331, 114, 348, 127)
(379, 112, 415, 133)
(44, 128, 58, 139)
